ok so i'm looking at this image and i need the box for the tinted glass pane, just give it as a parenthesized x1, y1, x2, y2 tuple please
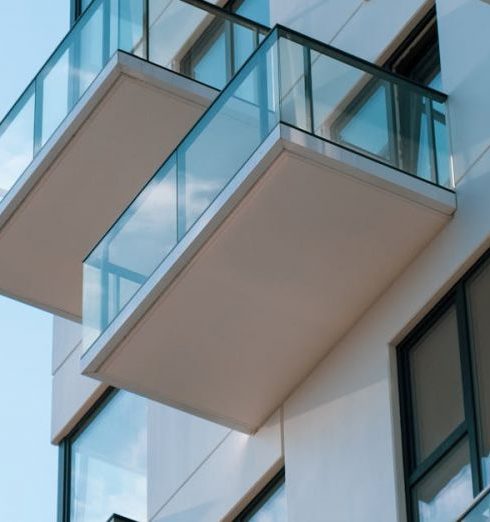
(409, 306, 464, 463)
(338, 83, 391, 160)
(244, 479, 287, 521)
(278, 38, 308, 131)
(192, 27, 228, 89)
(70, 392, 148, 522)
(119, 0, 144, 56)
(40, 48, 71, 146)
(467, 258, 490, 487)
(413, 439, 473, 522)
(78, 2, 104, 95)
(235, 0, 270, 26)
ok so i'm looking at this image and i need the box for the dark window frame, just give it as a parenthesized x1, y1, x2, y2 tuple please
(234, 468, 286, 521)
(397, 249, 490, 521)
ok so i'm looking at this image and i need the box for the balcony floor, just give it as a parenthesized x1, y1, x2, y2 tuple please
(0, 52, 216, 318)
(82, 124, 456, 433)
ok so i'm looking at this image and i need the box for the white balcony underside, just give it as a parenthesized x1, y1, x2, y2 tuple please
(82, 124, 456, 433)
(0, 51, 216, 319)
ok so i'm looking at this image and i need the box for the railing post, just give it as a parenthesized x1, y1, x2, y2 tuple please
(303, 46, 314, 134)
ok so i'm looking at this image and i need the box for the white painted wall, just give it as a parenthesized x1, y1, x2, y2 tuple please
(51, 316, 107, 442)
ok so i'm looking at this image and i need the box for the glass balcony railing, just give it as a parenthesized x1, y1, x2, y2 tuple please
(83, 25, 452, 349)
(0, 0, 267, 197)
(457, 488, 490, 521)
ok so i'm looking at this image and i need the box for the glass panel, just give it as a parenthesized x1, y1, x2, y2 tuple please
(83, 36, 279, 347)
(337, 81, 391, 161)
(279, 38, 308, 131)
(0, 88, 35, 193)
(409, 306, 465, 464)
(467, 258, 490, 487)
(192, 25, 228, 89)
(78, 2, 105, 96)
(181, 41, 278, 231)
(82, 0, 94, 12)
(70, 391, 148, 522)
(413, 438, 473, 522)
(244, 479, 287, 521)
(40, 48, 71, 146)
(433, 101, 451, 187)
(148, 0, 213, 71)
(235, 0, 270, 27)
(311, 51, 392, 162)
(118, 0, 144, 56)
(233, 24, 256, 73)
(83, 158, 177, 345)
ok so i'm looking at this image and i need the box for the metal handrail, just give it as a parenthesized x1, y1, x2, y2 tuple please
(456, 486, 490, 521)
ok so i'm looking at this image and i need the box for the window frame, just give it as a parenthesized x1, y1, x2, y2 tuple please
(57, 387, 118, 522)
(397, 249, 490, 521)
(234, 468, 286, 521)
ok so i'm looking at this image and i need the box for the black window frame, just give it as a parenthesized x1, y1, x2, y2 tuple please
(397, 249, 490, 521)
(234, 468, 286, 521)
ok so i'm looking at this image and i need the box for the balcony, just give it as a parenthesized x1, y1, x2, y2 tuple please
(457, 487, 490, 521)
(0, 0, 266, 318)
(81, 26, 456, 433)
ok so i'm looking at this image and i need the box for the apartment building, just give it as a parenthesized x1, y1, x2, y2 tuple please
(1, 0, 489, 520)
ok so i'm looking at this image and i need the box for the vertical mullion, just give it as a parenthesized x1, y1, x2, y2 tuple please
(143, 0, 149, 60)
(33, 77, 44, 154)
(102, 0, 111, 64)
(457, 283, 483, 496)
(398, 344, 416, 522)
(303, 46, 314, 134)
(177, 150, 186, 241)
(426, 98, 439, 184)
(57, 439, 71, 522)
(387, 81, 400, 169)
(226, 20, 234, 81)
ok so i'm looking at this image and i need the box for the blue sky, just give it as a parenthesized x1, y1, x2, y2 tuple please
(0, 1, 70, 520)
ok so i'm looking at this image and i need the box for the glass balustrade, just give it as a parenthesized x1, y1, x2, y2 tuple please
(0, 0, 267, 196)
(83, 26, 452, 349)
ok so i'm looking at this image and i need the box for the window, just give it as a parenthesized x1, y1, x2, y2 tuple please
(398, 250, 490, 521)
(234, 469, 287, 522)
(332, 7, 448, 185)
(58, 389, 148, 522)
(181, 0, 269, 89)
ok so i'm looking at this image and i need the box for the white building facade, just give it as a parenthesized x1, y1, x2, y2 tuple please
(1, 0, 490, 520)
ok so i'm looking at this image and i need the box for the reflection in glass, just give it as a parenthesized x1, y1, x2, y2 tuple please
(244, 479, 287, 522)
(0, 88, 35, 192)
(192, 27, 228, 89)
(409, 306, 465, 464)
(414, 439, 473, 522)
(235, 0, 270, 27)
(70, 391, 148, 522)
(337, 83, 391, 161)
(460, 488, 490, 521)
(83, 36, 279, 347)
